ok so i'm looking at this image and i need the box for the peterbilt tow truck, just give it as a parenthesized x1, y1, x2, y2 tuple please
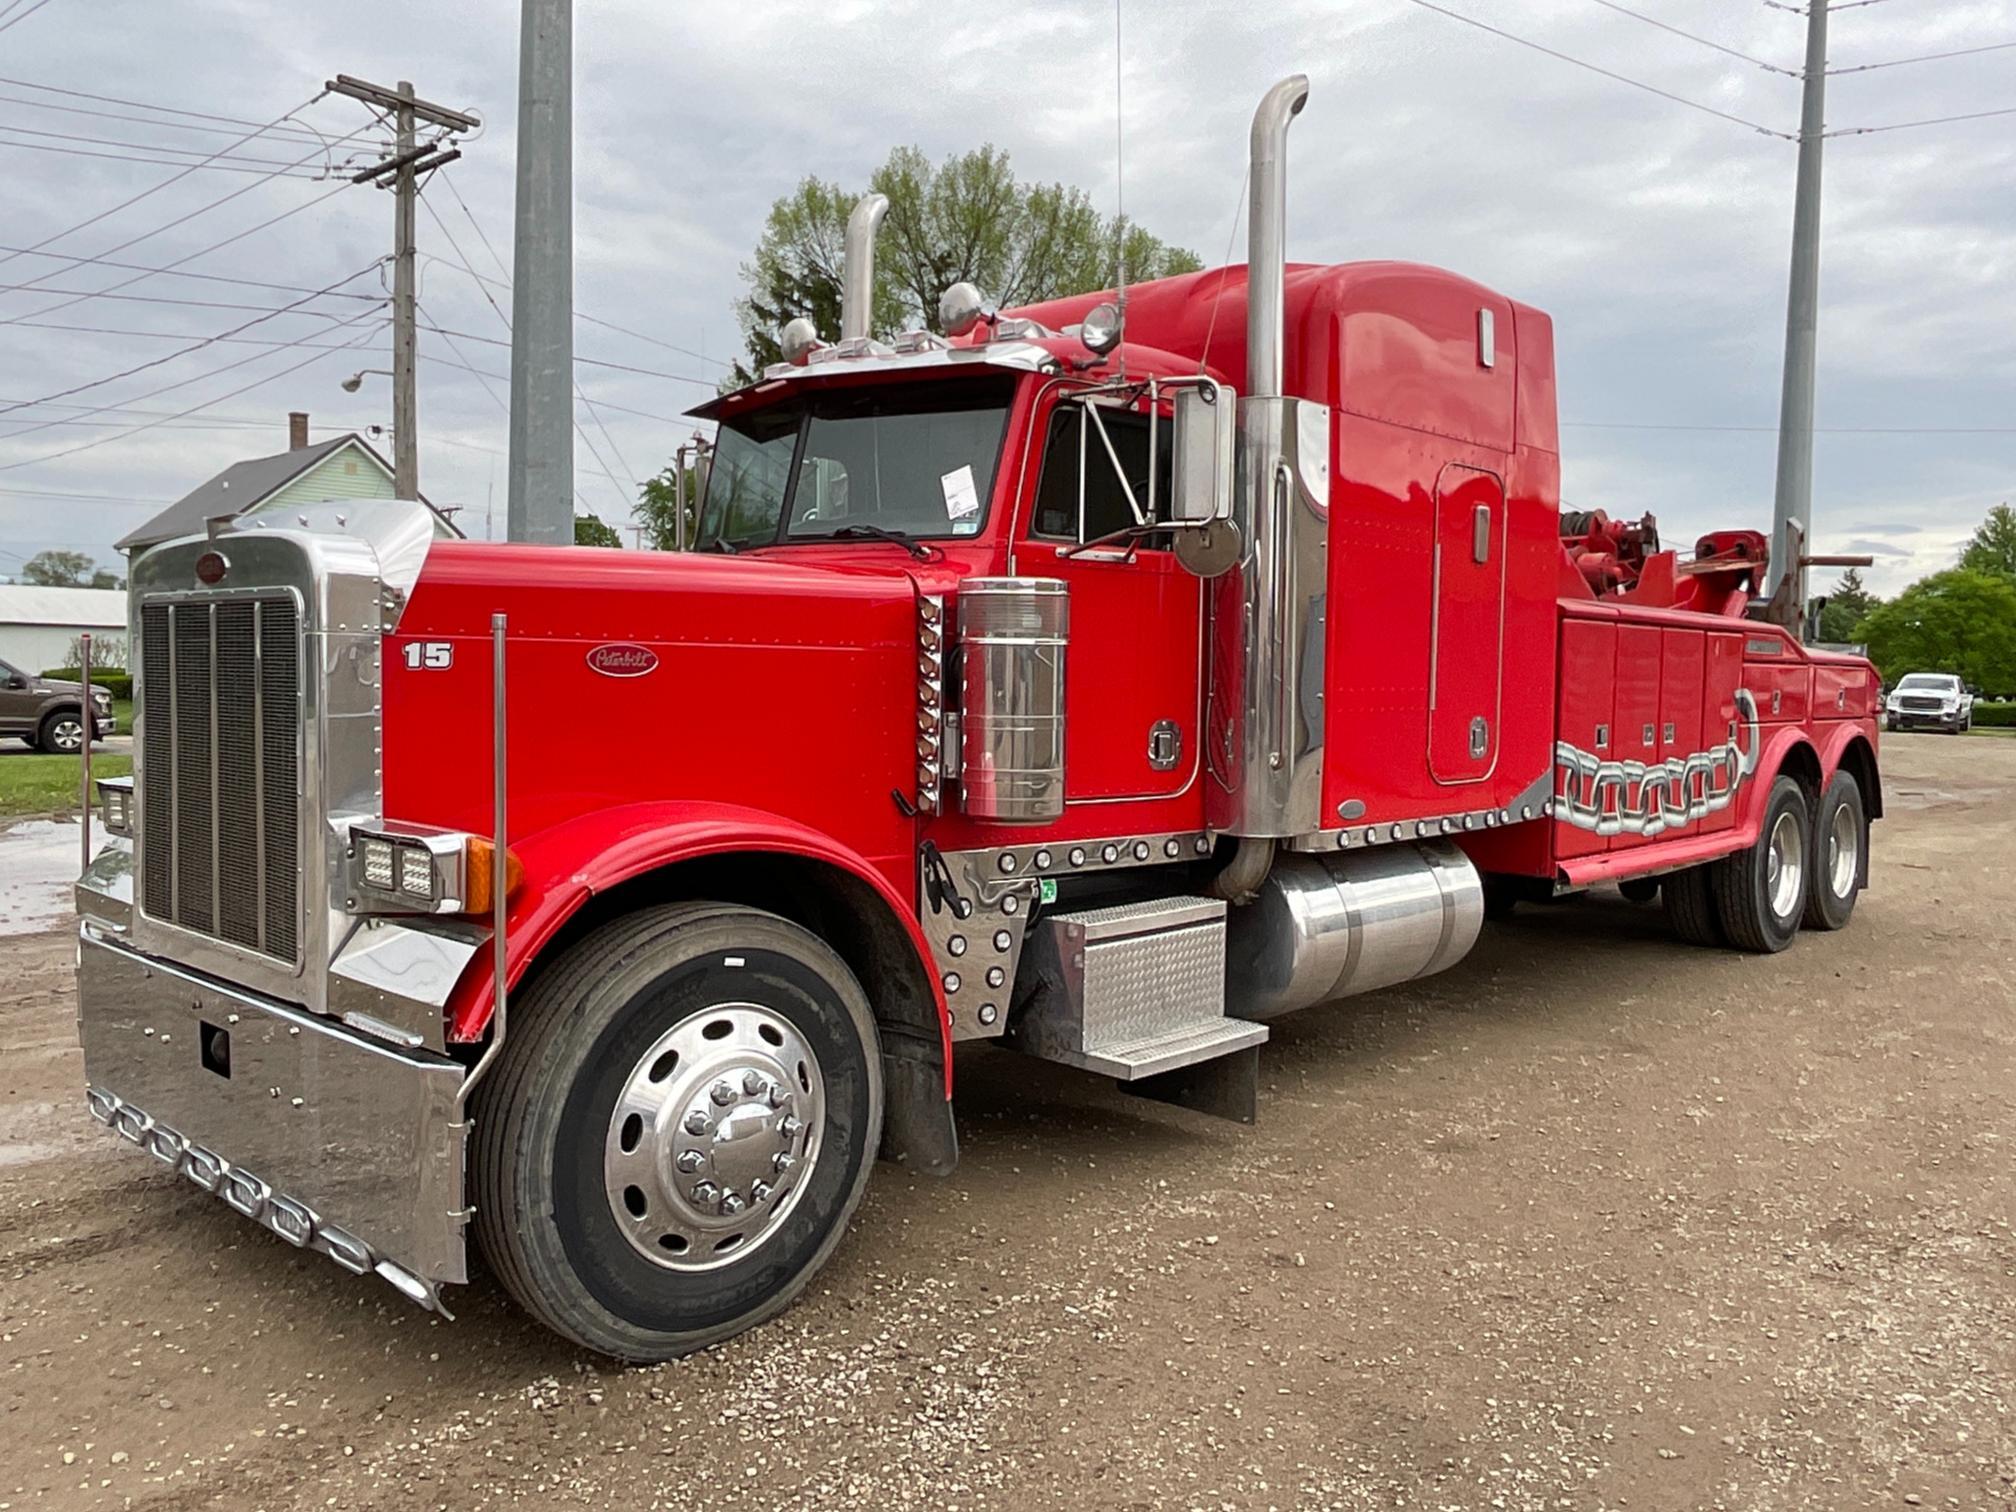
(75, 76, 1880, 1360)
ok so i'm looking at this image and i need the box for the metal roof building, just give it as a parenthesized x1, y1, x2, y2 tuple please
(0, 584, 127, 674)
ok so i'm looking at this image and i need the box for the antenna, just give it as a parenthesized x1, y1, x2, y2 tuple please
(1113, 0, 1127, 380)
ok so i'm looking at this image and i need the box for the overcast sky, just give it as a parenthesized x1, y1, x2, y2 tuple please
(1, 0, 2011, 593)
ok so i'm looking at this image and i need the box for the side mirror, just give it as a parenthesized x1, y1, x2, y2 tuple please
(3, 674, 25, 690)
(1171, 384, 1234, 526)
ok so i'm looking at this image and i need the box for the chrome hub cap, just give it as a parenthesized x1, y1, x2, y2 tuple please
(1766, 810, 1804, 919)
(1827, 801, 1858, 899)
(603, 1002, 824, 1272)
(48, 716, 83, 752)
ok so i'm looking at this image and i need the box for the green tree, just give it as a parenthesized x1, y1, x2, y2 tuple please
(21, 549, 96, 587)
(1816, 565, 1881, 644)
(1857, 568, 2016, 690)
(733, 145, 1202, 381)
(573, 513, 622, 549)
(1960, 502, 2016, 580)
(635, 461, 708, 551)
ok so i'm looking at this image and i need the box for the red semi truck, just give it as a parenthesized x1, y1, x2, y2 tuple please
(76, 76, 1880, 1360)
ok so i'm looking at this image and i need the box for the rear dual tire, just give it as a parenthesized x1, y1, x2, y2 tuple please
(473, 902, 882, 1362)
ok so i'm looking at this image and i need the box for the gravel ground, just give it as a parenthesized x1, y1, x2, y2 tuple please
(1, 732, 2011, 1511)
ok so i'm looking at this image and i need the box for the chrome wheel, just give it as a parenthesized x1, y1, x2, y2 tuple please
(1765, 809, 1804, 920)
(602, 1001, 825, 1273)
(1826, 800, 1858, 900)
(45, 714, 84, 752)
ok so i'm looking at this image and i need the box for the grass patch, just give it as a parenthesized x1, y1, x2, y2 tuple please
(0, 751, 131, 819)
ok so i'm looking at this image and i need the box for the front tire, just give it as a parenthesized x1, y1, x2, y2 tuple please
(36, 708, 84, 753)
(1712, 774, 1810, 953)
(1802, 769, 1866, 931)
(474, 902, 883, 1361)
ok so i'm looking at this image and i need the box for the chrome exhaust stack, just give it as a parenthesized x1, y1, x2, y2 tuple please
(839, 192, 889, 342)
(1246, 75, 1308, 404)
(1210, 74, 1328, 842)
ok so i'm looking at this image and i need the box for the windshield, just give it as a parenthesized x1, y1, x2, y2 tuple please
(696, 379, 1014, 550)
(1897, 674, 1958, 691)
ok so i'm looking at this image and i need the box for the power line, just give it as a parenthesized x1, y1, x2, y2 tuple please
(1828, 38, 2016, 74)
(1402, 0, 1796, 138)
(1583, 0, 1796, 75)
(0, 119, 360, 171)
(0, 310, 384, 473)
(0, 0, 58, 35)
(0, 130, 330, 179)
(0, 243, 383, 301)
(0, 177, 358, 329)
(0, 483, 173, 505)
(1826, 105, 2016, 137)
(0, 264, 384, 417)
(0, 81, 370, 146)
(0, 307, 387, 444)
(0, 281, 365, 315)
(429, 173, 730, 369)
(417, 318, 718, 386)
(0, 93, 360, 274)
(1563, 420, 2016, 434)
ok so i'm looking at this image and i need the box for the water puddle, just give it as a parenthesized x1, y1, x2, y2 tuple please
(0, 819, 82, 938)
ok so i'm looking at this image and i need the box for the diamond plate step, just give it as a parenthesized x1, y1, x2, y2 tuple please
(1011, 895, 1268, 1081)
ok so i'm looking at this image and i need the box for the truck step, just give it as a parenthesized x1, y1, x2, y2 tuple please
(1011, 896, 1267, 1081)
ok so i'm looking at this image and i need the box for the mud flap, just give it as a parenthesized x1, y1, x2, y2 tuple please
(878, 1031, 959, 1175)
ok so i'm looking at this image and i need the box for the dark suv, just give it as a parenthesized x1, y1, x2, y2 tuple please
(0, 657, 115, 753)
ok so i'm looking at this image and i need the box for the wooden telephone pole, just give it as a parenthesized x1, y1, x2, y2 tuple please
(328, 74, 476, 500)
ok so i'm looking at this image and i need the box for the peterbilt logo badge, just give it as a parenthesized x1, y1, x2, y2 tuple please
(587, 643, 658, 678)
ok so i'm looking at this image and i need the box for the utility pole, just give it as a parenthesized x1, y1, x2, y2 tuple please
(507, 0, 575, 544)
(330, 74, 475, 501)
(1766, 0, 1829, 631)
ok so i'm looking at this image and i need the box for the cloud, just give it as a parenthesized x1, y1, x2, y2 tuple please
(0, 0, 2008, 587)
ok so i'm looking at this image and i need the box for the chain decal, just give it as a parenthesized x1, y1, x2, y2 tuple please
(1554, 689, 1760, 838)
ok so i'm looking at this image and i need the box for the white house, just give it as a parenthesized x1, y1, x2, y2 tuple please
(0, 584, 127, 673)
(116, 413, 458, 556)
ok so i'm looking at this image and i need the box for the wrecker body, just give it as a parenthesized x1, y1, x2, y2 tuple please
(74, 76, 1880, 1357)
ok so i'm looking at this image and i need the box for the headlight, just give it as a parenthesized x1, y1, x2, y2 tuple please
(346, 823, 520, 914)
(398, 846, 436, 899)
(96, 777, 133, 837)
(359, 836, 397, 891)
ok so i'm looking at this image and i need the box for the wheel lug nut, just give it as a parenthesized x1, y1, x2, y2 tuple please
(691, 1181, 719, 1204)
(778, 1116, 802, 1141)
(683, 1110, 711, 1136)
(742, 1069, 765, 1095)
(766, 1084, 786, 1108)
(675, 1149, 705, 1174)
(773, 1153, 795, 1174)
(751, 1180, 773, 1203)
(710, 1080, 737, 1106)
(720, 1191, 747, 1216)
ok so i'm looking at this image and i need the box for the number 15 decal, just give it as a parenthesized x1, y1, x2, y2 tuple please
(402, 641, 453, 670)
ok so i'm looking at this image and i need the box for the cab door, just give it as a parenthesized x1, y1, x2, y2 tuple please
(1017, 400, 1202, 802)
(1427, 463, 1507, 785)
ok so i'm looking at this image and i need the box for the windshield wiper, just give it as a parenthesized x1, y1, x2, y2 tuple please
(819, 524, 932, 560)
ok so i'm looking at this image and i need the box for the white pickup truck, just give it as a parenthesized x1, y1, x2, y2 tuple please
(1885, 672, 1974, 734)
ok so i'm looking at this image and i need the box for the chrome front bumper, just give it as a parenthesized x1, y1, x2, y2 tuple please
(76, 926, 468, 1311)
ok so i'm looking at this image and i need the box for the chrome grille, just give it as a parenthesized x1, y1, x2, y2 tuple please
(139, 596, 301, 962)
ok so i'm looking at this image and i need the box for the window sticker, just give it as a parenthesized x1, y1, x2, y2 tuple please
(940, 464, 981, 522)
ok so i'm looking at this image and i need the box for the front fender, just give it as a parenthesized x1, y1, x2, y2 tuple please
(444, 802, 943, 1060)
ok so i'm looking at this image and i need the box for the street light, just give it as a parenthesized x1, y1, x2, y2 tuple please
(340, 368, 393, 394)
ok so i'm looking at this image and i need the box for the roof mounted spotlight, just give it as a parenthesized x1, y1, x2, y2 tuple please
(779, 316, 824, 366)
(1079, 301, 1124, 356)
(938, 281, 993, 340)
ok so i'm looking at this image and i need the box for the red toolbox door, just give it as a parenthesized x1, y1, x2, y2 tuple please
(1609, 623, 1662, 852)
(1428, 464, 1508, 786)
(1553, 616, 1614, 861)
(1658, 628, 1706, 840)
